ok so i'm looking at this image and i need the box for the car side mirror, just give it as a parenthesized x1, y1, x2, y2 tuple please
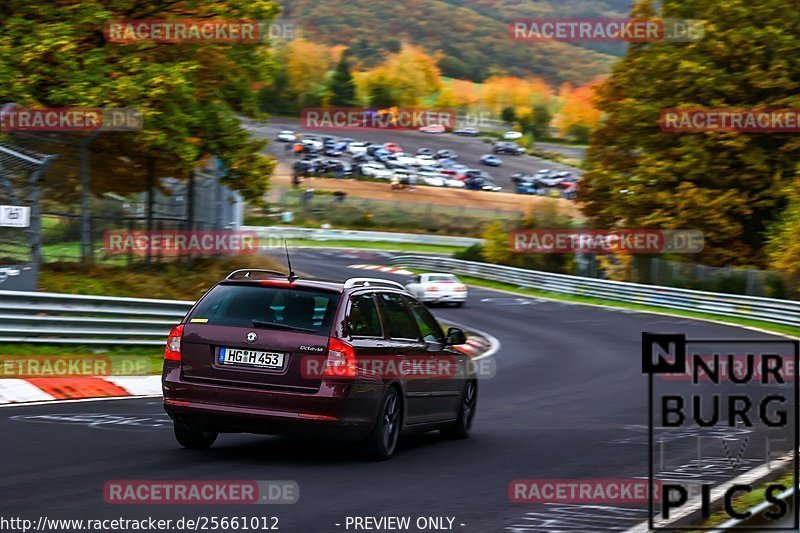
(446, 327, 467, 346)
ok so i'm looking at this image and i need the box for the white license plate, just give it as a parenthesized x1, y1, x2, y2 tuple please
(219, 348, 285, 369)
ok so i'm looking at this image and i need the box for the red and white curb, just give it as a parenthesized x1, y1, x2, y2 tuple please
(454, 336, 494, 357)
(348, 264, 414, 276)
(0, 376, 161, 405)
(0, 329, 498, 405)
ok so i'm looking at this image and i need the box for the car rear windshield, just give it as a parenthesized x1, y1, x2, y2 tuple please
(428, 275, 458, 282)
(189, 284, 341, 335)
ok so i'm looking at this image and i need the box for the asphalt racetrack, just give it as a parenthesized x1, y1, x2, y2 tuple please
(0, 249, 791, 532)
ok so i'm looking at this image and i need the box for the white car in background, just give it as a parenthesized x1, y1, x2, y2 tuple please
(503, 131, 523, 140)
(445, 178, 465, 188)
(416, 154, 438, 166)
(394, 153, 421, 167)
(277, 130, 296, 142)
(421, 176, 446, 187)
(361, 163, 392, 179)
(405, 273, 468, 306)
(348, 141, 369, 155)
(302, 139, 323, 152)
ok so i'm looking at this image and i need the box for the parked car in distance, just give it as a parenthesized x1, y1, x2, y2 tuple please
(162, 272, 476, 459)
(515, 180, 541, 195)
(348, 142, 369, 155)
(416, 154, 438, 166)
(405, 273, 468, 307)
(277, 130, 296, 142)
(493, 142, 525, 155)
(465, 169, 493, 180)
(435, 149, 458, 159)
(383, 142, 403, 153)
(441, 168, 467, 180)
(453, 127, 479, 137)
(419, 124, 446, 134)
(479, 155, 502, 167)
(421, 175, 447, 187)
(503, 131, 523, 140)
(361, 163, 393, 179)
(465, 176, 501, 192)
(417, 147, 434, 155)
(302, 139, 323, 153)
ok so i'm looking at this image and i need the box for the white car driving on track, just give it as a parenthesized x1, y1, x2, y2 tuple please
(405, 273, 468, 306)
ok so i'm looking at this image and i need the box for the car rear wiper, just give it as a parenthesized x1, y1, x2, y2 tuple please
(251, 320, 316, 334)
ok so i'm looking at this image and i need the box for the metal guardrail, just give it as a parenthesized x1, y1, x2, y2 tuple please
(0, 289, 193, 345)
(241, 226, 483, 248)
(0, 288, 493, 347)
(387, 255, 800, 327)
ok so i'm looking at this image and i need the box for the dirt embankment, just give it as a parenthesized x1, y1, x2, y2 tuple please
(271, 164, 582, 218)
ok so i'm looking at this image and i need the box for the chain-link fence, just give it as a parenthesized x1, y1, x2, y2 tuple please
(0, 142, 57, 289)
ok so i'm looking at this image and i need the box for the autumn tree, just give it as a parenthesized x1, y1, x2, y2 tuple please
(554, 83, 601, 139)
(358, 44, 442, 107)
(768, 175, 800, 295)
(582, 0, 800, 266)
(481, 76, 552, 115)
(283, 38, 341, 108)
(0, 0, 279, 203)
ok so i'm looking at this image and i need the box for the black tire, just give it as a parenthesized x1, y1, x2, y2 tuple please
(454, 302, 464, 308)
(174, 420, 218, 450)
(441, 380, 477, 440)
(364, 387, 402, 460)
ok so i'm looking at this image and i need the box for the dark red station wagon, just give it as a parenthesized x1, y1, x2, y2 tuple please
(162, 269, 477, 459)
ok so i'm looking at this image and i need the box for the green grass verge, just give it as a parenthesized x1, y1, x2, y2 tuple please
(697, 468, 796, 529)
(0, 344, 164, 375)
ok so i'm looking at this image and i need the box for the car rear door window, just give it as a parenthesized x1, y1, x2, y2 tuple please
(377, 292, 420, 340)
(349, 294, 383, 338)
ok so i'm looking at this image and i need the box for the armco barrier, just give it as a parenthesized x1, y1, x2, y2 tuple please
(241, 226, 482, 248)
(0, 290, 193, 345)
(387, 255, 800, 327)
(0, 289, 497, 351)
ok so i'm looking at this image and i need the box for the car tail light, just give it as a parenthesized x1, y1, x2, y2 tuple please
(164, 324, 184, 361)
(426, 285, 439, 292)
(455, 284, 467, 292)
(323, 338, 357, 378)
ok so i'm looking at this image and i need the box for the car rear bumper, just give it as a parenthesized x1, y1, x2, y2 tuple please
(162, 363, 382, 441)
(420, 292, 467, 303)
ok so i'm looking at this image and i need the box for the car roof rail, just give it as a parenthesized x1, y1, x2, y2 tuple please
(343, 277, 405, 290)
(226, 269, 287, 280)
